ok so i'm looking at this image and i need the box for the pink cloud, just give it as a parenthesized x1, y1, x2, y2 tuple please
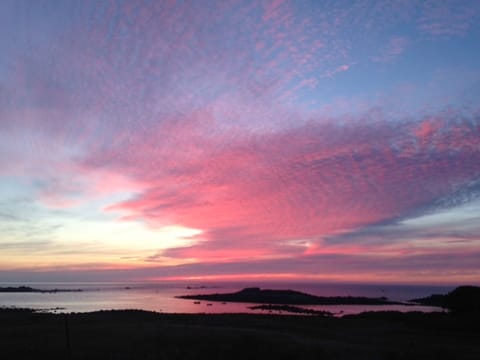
(372, 37, 408, 63)
(322, 64, 352, 78)
(413, 117, 442, 143)
(263, 0, 286, 22)
(81, 107, 480, 264)
(418, 0, 479, 36)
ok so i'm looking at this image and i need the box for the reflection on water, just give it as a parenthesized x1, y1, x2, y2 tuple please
(0, 282, 449, 316)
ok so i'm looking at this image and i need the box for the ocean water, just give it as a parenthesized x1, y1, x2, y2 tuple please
(0, 281, 451, 316)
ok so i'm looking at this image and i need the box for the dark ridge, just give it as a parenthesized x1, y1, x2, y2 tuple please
(177, 287, 401, 305)
(0, 286, 82, 293)
(1, 308, 479, 359)
(410, 286, 480, 313)
(409, 294, 447, 307)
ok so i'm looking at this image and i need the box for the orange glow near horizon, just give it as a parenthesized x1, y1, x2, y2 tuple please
(146, 271, 480, 286)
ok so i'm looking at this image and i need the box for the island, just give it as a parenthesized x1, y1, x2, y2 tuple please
(0, 286, 82, 293)
(177, 287, 401, 305)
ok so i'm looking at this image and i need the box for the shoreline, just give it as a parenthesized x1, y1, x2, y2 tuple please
(0, 284, 448, 316)
(4, 284, 478, 316)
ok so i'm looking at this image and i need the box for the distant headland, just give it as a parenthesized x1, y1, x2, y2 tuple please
(409, 285, 480, 313)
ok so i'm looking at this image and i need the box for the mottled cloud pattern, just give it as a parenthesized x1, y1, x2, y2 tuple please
(1, 0, 480, 283)
(99, 110, 480, 260)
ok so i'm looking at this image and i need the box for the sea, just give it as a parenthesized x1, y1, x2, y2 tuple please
(0, 281, 451, 316)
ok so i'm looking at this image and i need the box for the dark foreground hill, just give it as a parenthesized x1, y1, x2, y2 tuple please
(1, 308, 479, 360)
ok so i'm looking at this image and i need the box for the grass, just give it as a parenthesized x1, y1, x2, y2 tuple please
(1, 308, 479, 359)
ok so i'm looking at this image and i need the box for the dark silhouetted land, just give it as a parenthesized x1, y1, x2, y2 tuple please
(2, 286, 479, 359)
(0, 286, 82, 293)
(177, 287, 401, 305)
(410, 285, 480, 313)
(1, 308, 480, 359)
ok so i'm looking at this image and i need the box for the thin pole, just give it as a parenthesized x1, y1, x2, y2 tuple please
(64, 314, 72, 359)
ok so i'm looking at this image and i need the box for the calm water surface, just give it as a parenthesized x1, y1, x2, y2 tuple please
(0, 282, 451, 316)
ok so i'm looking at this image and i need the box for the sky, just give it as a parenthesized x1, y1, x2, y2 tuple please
(1, 0, 480, 285)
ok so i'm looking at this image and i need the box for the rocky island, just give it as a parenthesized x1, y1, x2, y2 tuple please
(177, 287, 401, 305)
(0, 286, 82, 293)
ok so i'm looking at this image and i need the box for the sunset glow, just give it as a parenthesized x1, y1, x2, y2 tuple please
(1, 0, 479, 284)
